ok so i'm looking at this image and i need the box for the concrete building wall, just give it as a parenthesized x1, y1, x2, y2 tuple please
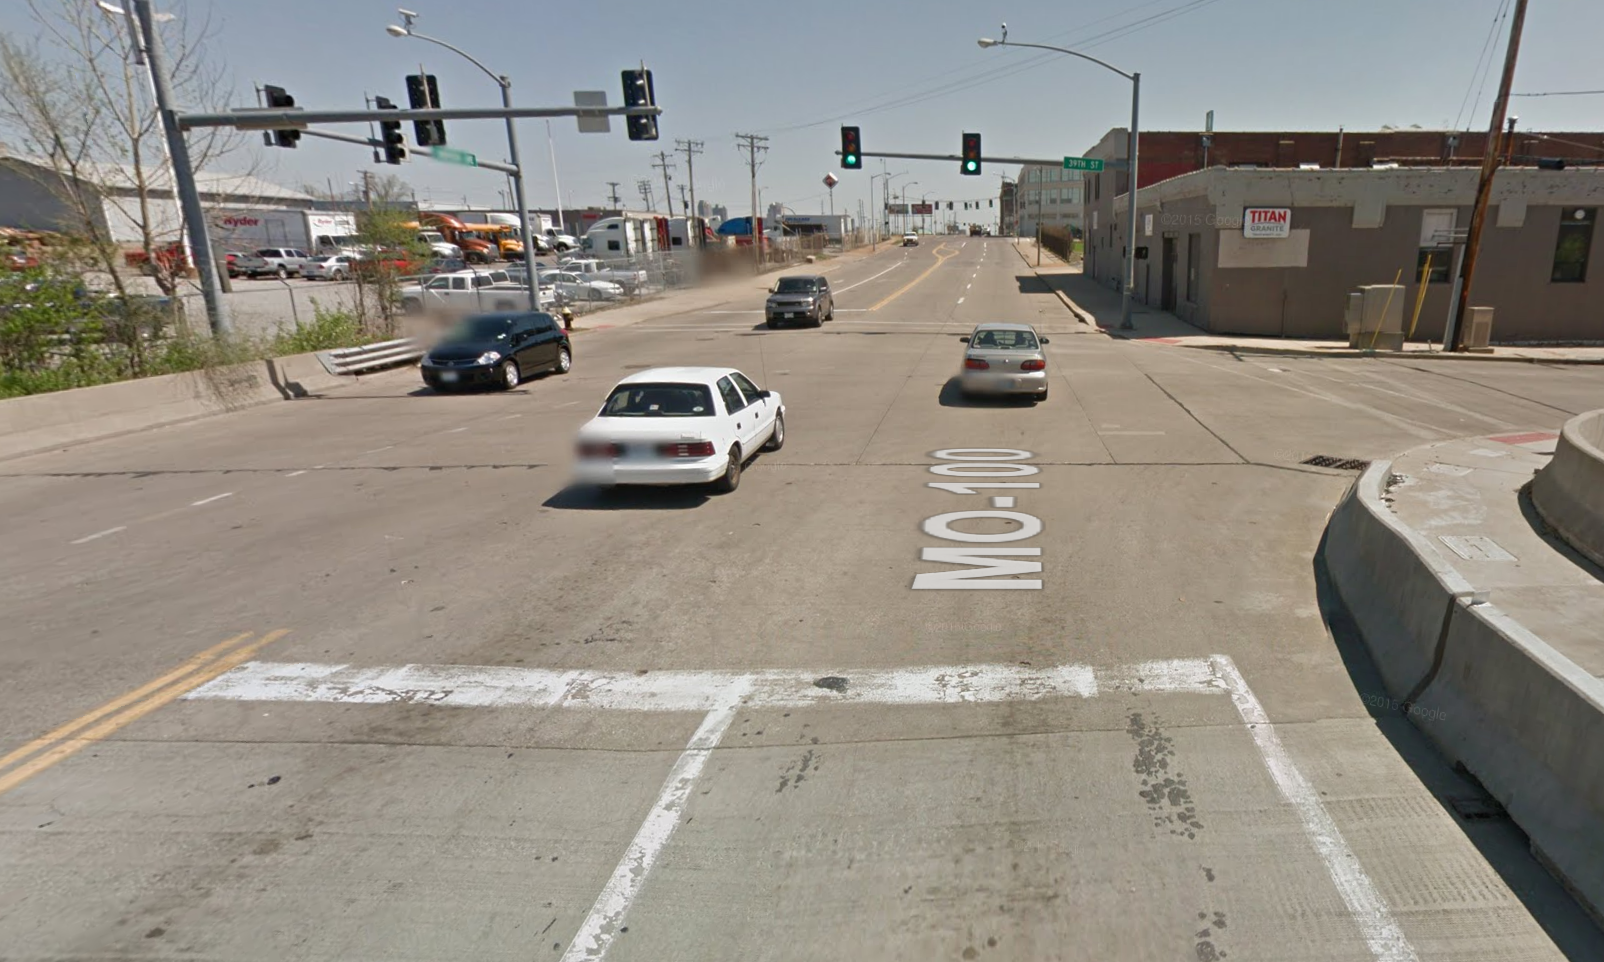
(1015, 164, 1084, 237)
(0, 163, 100, 235)
(1113, 166, 1604, 341)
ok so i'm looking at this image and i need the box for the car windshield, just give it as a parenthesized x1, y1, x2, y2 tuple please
(774, 278, 818, 293)
(599, 382, 714, 417)
(442, 316, 514, 342)
(969, 328, 1039, 350)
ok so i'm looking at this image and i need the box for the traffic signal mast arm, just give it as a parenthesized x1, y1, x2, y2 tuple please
(834, 148, 1129, 169)
(179, 104, 662, 129)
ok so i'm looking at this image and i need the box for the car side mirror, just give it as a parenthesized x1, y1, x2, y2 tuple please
(756, 389, 771, 400)
(1041, 337, 1051, 344)
(959, 335, 970, 343)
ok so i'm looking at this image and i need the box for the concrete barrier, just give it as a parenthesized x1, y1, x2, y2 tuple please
(1532, 409, 1604, 569)
(1325, 463, 1604, 920)
(0, 351, 350, 462)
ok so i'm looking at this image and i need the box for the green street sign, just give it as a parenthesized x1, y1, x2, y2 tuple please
(1063, 156, 1105, 172)
(431, 146, 478, 167)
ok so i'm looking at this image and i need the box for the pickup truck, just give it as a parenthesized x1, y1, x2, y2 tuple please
(558, 257, 646, 294)
(398, 268, 548, 314)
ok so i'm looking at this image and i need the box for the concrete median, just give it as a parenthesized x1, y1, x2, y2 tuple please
(1325, 458, 1604, 921)
(0, 351, 351, 462)
(1532, 409, 1604, 569)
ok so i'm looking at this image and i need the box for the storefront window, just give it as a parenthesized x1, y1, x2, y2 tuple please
(1552, 208, 1595, 283)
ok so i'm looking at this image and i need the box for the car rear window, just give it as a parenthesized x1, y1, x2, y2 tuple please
(600, 383, 714, 418)
(970, 329, 1040, 350)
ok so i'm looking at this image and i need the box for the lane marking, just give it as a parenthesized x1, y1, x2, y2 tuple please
(446, 427, 468, 433)
(559, 685, 748, 962)
(966, 283, 972, 290)
(957, 297, 965, 304)
(0, 631, 288, 798)
(498, 414, 524, 421)
(1100, 430, 1167, 436)
(70, 526, 127, 545)
(832, 262, 903, 294)
(555, 400, 581, 408)
(1211, 655, 1419, 962)
(283, 470, 307, 477)
(363, 445, 395, 455)
(189, 660, 1116, 710)
(869, 244, 960, 311)
(190, 492, 234, 507)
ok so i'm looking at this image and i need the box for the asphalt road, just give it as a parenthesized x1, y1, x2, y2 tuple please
(3, 238, 1604, 961)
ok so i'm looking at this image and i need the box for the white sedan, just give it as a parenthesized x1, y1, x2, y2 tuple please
(540, 270, 624, 302)
(573, 366, 785, 493)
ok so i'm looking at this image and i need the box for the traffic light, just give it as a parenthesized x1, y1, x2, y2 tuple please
(263, 85, 299, 148)
(376, 96, 405, 165)
(961, 132, 981, 174)
(621, 68, 658, 141)
(405, 74, 446, 147)
(840, 126, 861, 169)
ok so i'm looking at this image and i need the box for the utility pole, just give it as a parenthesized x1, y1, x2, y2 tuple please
(675, 138, 703, 220)
(735, 132, 769, 273)
(637, 178, 655, 211)
(606, 181, 622, 209)
(1449, 0, 1529, 353)
(678, 183, 690, 216)
(132, 0, 231, 336)
(651, 150, 675, 219)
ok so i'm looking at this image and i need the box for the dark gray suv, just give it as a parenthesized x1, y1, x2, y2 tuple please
(765, 274, 833, 328)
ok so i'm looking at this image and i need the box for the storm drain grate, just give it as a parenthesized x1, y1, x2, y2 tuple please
(1301, 455, 1371, 471)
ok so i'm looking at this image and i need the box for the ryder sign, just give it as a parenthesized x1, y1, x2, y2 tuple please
(1243, 207, 1291, 239)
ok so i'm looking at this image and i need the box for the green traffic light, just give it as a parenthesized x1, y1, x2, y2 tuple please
(965, 160, 977, 172)
(846, 154, 857, 164)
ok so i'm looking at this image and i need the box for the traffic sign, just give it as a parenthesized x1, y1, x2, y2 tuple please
(1063, 156, 1105, 172)
(431, 146, 478, 167)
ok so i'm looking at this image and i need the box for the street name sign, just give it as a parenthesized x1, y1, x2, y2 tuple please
(1063, 156, 1105, 172)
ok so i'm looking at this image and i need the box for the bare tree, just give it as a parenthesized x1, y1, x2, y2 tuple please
(0, 0, 252, 316)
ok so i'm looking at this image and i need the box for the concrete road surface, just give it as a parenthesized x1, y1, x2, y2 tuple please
(3, 237, 1603, 961)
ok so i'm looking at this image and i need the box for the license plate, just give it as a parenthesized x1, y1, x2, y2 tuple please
(784, 313, 795, 319)
(440, 371, 459, 383)
(1006, 379, 1017, 388)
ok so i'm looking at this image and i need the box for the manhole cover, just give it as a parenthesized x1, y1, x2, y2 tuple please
(1301, 455, 1371, 471)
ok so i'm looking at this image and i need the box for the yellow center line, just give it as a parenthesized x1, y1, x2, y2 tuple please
(869, 244, 960, 312)
(0, 630, 289, 798)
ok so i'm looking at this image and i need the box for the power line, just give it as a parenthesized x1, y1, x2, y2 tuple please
(675, 138, 704, 217)
(1511, 89, 1604, 97)
(1454, 0, 1512, 132)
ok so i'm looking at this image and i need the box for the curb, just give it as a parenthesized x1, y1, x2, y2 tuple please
(1011, 242, 1094, 327)
(1324, 459, 1604, 921)
(1173, 342, 1604, 366)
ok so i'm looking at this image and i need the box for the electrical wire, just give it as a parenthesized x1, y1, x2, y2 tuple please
(1451, 0, 1508, 131)
(1459, 0, 1512, 132)
(1511, 89, 1604, 97)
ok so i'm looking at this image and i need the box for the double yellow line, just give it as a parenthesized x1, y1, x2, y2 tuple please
(870, 243, 960, 311)
(0, 629, 288, 798)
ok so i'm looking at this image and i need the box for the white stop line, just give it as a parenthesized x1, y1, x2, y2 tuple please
(187, 655, 1417, 962)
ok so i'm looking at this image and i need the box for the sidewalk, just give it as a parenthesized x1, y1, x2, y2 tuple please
(1324, 430, 1604, 919)
(1011, 240, 1604, 365)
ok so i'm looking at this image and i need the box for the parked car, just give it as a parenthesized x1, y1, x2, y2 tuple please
(557, 257, 647, 294)
(419, 311, 571, 391)
(300, 254, 353, 280)
(957, 322, 1051, 402)
(399, 268, 542, 314)
(902, 233, 919, 247)
(255, 247, 312, 278)
(765, 274, 833, 328)
(539, 270, 623, 302)
(226, 251, 269, 278)
(572, 366, 784, 494)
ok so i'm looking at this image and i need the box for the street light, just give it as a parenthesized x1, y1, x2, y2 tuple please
(980, 28, 1139, 330)
(901, 180, 919, 236)
(387, 10, 539, 310)
(920, 190, 933, 234)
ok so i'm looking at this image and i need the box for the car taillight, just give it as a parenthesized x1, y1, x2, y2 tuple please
(1021, 359, 1046, 371)
(965, 357, 989, 370)
(578, 441, 622, 458)
(657, 441, 715, 458)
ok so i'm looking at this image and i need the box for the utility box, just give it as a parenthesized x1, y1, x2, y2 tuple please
(1465, 307, 1494, 352)
(1348, 284, 1405, 351)
(1344, 292, 1364, 344)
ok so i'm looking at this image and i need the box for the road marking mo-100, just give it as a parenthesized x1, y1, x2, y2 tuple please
(915, 448, 1042, 590)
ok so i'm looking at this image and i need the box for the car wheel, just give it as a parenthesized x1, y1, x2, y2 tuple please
(554, 346, 572, 375)
(811, 311, 823, 328)
(763, 411, 785, 451)
(713, 447, 742, 494)
(275, 265, 288, 279)
(500, 359, 520, 390)
(402, 299, 421, 315)
(332, 270, 346, 281)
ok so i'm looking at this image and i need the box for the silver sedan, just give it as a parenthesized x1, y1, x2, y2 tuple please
(958, 323, 1051, 402)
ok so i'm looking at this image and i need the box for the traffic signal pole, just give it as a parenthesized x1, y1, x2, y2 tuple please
(134, 0, 231, 336)
(299, 128, 518, 174)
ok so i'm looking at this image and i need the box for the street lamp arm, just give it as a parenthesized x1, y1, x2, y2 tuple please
(395, 28, 507, 87)
(984, 39, 1133, 81)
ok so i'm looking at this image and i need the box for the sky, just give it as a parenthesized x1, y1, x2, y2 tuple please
(3, 0, 1602, 222)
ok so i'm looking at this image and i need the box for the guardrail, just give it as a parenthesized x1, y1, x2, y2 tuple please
(316, 337, 424, 376)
